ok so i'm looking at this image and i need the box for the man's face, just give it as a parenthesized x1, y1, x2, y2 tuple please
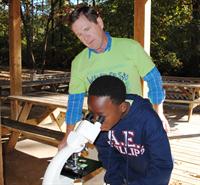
(88, 96, 125, 131)
(71, 14, 105, 51)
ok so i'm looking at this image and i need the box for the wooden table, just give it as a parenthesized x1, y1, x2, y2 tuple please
(0, 78, 70, 99)
(163, 76, 200, 121)
(5, 91, 88, 151)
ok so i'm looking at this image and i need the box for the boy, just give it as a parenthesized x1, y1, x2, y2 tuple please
(88, 75, 173, 185)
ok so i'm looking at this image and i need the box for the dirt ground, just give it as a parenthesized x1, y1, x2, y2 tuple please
(3, 148, 50, 185)
(2, 140, 104, 185)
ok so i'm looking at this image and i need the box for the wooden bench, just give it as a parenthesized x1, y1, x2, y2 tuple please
(4, 91, 88, 152)
(162, 76, 200, 121)
(1, 117, 65, 147)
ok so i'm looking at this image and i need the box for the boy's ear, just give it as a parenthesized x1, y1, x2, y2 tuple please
(120, 102, 128, 113)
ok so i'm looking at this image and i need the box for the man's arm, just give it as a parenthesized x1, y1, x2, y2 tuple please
(143, 67, 170, 132)
(58, 93, 85, 150)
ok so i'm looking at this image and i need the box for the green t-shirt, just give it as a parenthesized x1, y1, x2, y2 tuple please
(69, 37, 155, 96)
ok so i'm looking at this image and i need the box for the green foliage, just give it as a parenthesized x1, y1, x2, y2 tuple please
(100, 0, 133, 38)
(0, 0, 199, 76)
(151, 0, 199, 76)
(0, 3, 9, 65)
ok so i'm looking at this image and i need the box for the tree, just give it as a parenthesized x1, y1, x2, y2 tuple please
(151, 0, 199, 76)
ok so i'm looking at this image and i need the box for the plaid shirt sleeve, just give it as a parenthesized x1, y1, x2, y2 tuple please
(66, 93, 85, 124)
(143, 67, 165, 104)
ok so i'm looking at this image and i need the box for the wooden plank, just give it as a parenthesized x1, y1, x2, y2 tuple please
(1, 117, 65, 147)
(171, 172, 200, 185)
(169, 137, 200, 185)
(22, 134, 60, 147)
(186, 137, 200, 143)
(3, 127, 61, 147)
(170, 139, 200, 150)
(18, 102, 33, 122)
(165, 99, 200, 104)
(174, 166, 200, 177)
(8, 92, 88, 110)
(1, 117, 65, 141)
(49, 111, 64, 131)
(170, 145, 200, 156)
(170, 140, 200, 154)
(55, 111, 66, 130)
(8, 92, 68, 105)
(8, 94, 68, 108)
(6, 102, 33, 152)
(173, 162, 200, 176)
(171, 152, 200, 165)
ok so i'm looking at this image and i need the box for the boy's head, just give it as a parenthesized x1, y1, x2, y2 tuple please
(88, 75, 129, 131)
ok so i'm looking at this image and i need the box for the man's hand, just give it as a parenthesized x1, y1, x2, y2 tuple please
(157, 111, 170, 133)
(153, 103, 170, 133)
(58, 124, 75, 150)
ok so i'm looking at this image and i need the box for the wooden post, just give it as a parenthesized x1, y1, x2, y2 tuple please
(0, 130, 4, 185)
(0, 101, 4, 185)
(9, 0, 22, 119)
(134, 0, 151, 97)
(8, 0, 22, 152)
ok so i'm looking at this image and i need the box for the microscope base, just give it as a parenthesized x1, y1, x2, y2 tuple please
(61, 156, 102, 182)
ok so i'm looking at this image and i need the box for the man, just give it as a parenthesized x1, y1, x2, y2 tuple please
(59, 5, 169, 149)
(88, 75, 173, 185)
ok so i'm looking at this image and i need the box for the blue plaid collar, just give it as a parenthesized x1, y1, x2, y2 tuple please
(88, 32, 112, 58)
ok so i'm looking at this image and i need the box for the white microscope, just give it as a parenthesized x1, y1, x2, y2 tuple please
(42, 113, 104, 185)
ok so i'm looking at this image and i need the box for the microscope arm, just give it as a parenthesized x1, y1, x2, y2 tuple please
(42, 119, 102, 185)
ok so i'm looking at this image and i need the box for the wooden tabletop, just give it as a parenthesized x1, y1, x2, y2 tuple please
(8, 91, 88, 109)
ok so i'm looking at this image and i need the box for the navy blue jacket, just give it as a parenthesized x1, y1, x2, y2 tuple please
(95, 95, 173, 185)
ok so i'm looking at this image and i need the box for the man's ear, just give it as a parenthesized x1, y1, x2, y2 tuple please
(97, 17, 104, 29)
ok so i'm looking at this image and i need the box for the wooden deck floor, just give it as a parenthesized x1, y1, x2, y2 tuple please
(169, 135, 200, 185)
(1, 103, 200, 185)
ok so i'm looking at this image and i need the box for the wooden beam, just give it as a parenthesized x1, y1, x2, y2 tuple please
(9, 0, 22, 120)
(134, 0, 151, 97)
(134, 0, 151, 54)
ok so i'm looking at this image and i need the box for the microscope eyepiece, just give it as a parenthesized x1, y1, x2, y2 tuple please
(85, 112, 94, 122)
(97, 116, 105, 124)
(85, 113, 105, 124)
